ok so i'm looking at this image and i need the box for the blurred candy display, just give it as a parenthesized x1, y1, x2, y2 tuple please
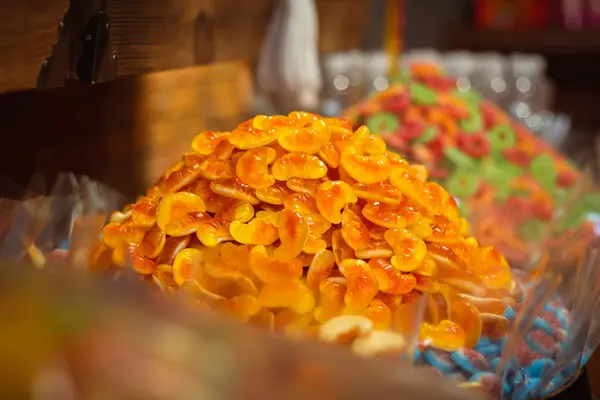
(0, 264, 476, 400)
(344, 62, 599, 267)
(51, 111, 596, 399)
(324, 50, 568, 146)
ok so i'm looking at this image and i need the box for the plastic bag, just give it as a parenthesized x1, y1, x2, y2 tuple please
(0, 262, 477, 400)
(0, 173, 124, 269)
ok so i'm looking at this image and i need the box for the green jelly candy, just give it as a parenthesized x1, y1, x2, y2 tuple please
(530, 154, 558, 194)
(493, 180, 513, 202)
(409, 82, 438, 106)
(445, 171, 481, 198)
(488, 125, 516, 152)
(444, 147, 475, 169)
(552, 187, 570, 207)
(413, 126, 439, 145)
(558, 202, 589, 232)
(487, 159, 525, 180)
(481, 164, 514, 202)
(451, 90, 481, 106)
(366, 112, 400, 136)
(460, 111, 483, 133)
(517, 219, 548, 243)
(582, 193, 600, 213)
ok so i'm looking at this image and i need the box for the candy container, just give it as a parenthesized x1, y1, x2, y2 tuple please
(70, 113, 597, 399)
(0, 263, 477, 400)
(344, 65, 600, 270)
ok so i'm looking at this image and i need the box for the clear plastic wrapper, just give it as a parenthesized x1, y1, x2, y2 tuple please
(0, 262, 477, 400)
(3, 113, 599, 399)
(0, 174, 124, 268)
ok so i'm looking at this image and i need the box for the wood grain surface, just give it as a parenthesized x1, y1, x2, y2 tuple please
(0, 0, 69, 93)
(0, 0, 369, 94)
(0, 61, 253, 195)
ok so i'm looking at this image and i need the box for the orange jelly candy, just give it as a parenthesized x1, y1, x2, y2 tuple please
(192, 131, 230, 155)
(316, 180, 357, 224)
(272, 152, 328, 181)
(228, 116, 280, 149)
(275, 209, 309, 259)
(250, 245, 303, 283)
(91, 112, 515, 355)
(338, 259, 379, 311)
(341, 208, 371, 251)
(384, 228, 427, 272)
(340, 144, 392, 184)
(156, 192, 208, 236)
(368, 258, 417, 295)
(278, 117, 331, 154)
(236, 147, 276, 189)
(353, 181, 403, 205)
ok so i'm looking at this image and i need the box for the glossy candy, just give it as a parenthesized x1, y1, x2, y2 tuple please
(384, 228, 427, 271)
(156, 192, 208, 236)
(316, 181, 357, 224)
(192, 131, 230, 155)
(210, 177, 260, 205)
(272, 152, 328, 181)
(341, 208, 371, 251)
(91, 113, 516, 359)
(338, 259, 379, 311)
(236, 147, 276, 189)
(230, 218, 279, 245)
(275, 209, 309, 259)
(197, 218, 233, 247)
(229, 116, 280, 149)
(199, 159, 233, 180)
(250, 245, 303, 283)
(278, 116, 331, 154)
(341, 144, 392, 184)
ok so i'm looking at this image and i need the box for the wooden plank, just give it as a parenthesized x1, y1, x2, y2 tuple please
(0, 0, 368, 94)
(0, 0, 69, 93)
(0, 61, 253, 195)
(109, 0, 369, 75)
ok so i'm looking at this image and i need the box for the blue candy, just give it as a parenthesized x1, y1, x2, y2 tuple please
(423, 349, 456, 375)
(504, 306, 516, 320)
(513, 378, 541, 400)
(469, 372, 495, 382)
(450, 349, 483, 376)
(525, 358, 555, 378)
(477, 344, 501, 359)
(531, 317, 554, 336)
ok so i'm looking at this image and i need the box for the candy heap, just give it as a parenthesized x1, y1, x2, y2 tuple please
(92, 112, 517, 355)
(344, 66, 599, 265)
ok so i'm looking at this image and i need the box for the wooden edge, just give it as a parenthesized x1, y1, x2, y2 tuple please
(0, 0, 369, 94)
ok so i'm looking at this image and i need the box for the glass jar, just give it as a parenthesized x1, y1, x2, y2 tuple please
(508, 53, 549, 125)
(443, 51, 476, 93)
(472, 52, 510, 109)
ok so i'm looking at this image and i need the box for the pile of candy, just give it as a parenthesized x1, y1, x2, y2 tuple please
(90, 113, 576, 397)
(344, 66, 600, 265)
